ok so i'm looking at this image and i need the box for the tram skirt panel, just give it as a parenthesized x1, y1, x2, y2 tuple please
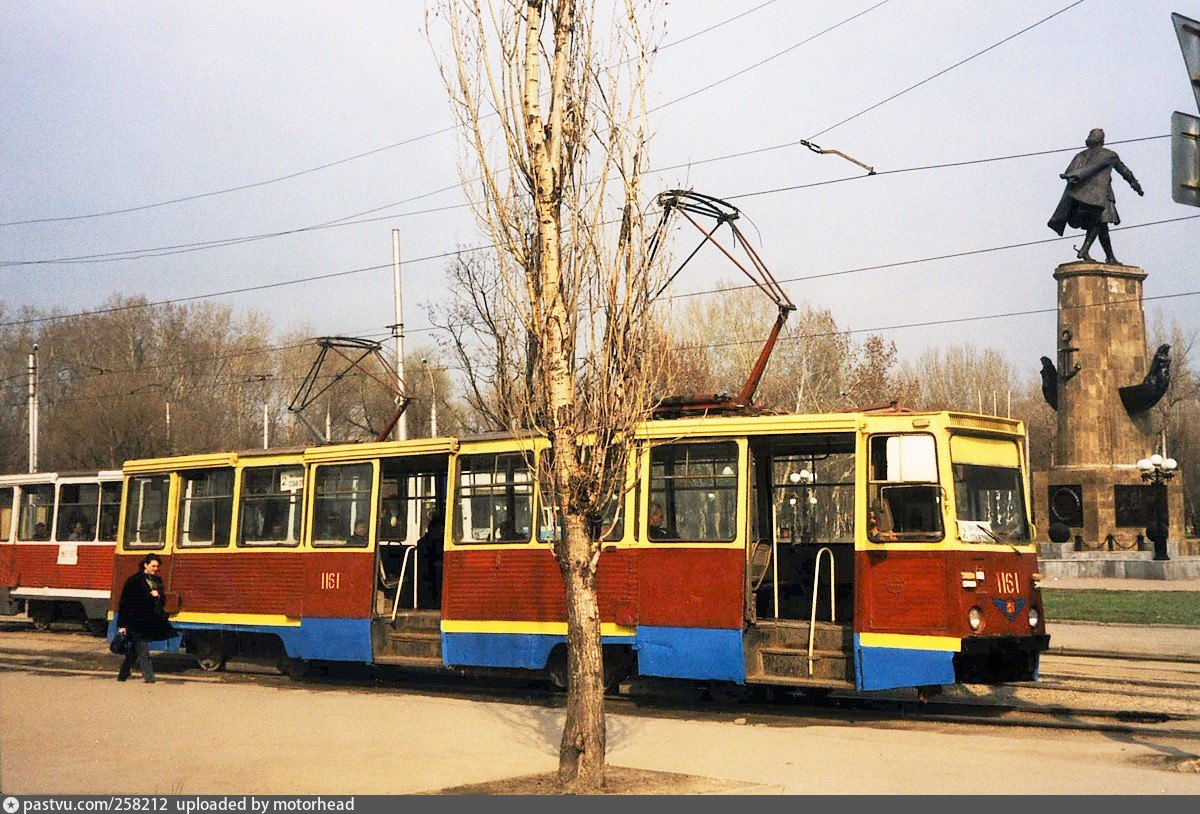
(854, 632, 958, 691)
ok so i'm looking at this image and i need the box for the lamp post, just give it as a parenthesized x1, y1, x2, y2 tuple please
(1137, 453, 1177, 561)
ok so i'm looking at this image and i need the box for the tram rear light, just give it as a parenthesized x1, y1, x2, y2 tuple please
(967, 606, 984, 632)
(1031, 572, 1044, 588)
(1028, 606, 1040, 628)
(960, 571, 977, 589)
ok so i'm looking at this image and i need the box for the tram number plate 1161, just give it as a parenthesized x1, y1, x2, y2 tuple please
(320, 572, 341, 590)
(995, 571, 1020, 595)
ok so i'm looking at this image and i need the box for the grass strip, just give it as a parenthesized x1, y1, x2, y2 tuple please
(1042, 589, 1200, 626)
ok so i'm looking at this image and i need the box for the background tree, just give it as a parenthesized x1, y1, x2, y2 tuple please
(430, 0, 666, 790)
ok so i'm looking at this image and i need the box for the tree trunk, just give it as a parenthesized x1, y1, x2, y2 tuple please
(555, 512, 606, 790)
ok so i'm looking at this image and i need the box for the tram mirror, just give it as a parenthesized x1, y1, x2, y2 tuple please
(874, 435, 937, 483)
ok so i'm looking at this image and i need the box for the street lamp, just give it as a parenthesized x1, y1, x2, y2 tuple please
(1136, 454, 1177, 561)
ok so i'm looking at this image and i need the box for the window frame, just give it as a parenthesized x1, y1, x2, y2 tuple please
(866, 432, 945, 544)
(237, 464, 305, 548)
(122, 475, 170, 551)
(453, 451, 536, 545)
(310, 461, 377, 549)
(645, 439, 741, 544)
(176, 467, 236, 549)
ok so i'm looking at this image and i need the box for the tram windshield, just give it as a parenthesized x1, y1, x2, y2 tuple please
(952, 464, 1030, 543)
(949, 435, 1030, 544)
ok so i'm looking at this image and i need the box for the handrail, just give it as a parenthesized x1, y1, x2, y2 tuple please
(389, 543, 419, 622)
(808, 546, 836, 675)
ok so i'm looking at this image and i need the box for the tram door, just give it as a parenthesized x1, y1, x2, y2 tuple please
(856, 432, 956, 690)
(376, 455, 448, 616)
(747, 434, 856, 623)
(0, 486, 15, 611)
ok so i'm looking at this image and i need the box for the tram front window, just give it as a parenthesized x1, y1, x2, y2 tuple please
(953, 464, 1030, 543)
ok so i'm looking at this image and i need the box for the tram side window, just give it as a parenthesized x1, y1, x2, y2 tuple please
(867, 434, 943, 542)
(178, 468, 234, 548)
(0, 487, 13, 542)
(649, 441, 739, 542)
(313, 463, 373, 548)
(239, 466, 304, 547)
(98, 482, 121, 542)
(455, 453, 533, 543)
(534, 451, 624, 543)
(17, 484, 55, 541)
(56, 483, 99, 542)
(124, 476, 169, 549)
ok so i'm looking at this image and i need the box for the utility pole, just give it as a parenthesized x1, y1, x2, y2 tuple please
(391, 229, 408, 441)
(424, 357, 439, 437)
(166, 401, 172, 455)
(263, 403, 270, 449)
(27, 344, 38, 473)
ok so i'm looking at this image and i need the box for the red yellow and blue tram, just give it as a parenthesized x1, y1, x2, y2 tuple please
(107, 409, 1049, 693)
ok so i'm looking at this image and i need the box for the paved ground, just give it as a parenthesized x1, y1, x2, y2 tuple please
(2, 669, 1199, 795)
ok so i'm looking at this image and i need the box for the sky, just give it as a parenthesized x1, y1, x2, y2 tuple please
(2, 0, 1198, 384)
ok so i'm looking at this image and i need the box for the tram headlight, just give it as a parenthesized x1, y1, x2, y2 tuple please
(967, 606, 984, 632)
(1028, 606, 1040, 629)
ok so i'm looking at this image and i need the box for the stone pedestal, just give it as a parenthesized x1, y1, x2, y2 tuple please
(1031, 262, 1187, 550)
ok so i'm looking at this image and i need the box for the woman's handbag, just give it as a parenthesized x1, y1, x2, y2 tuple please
(109, 631, 129, 655)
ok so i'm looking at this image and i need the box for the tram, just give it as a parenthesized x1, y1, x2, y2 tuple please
(0, 469, 123, 632)
(108, 408, 1049, 693)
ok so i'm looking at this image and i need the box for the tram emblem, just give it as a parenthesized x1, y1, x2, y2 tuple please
(993, 597, 1026, 621)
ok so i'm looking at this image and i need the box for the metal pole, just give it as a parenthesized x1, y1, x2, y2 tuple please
(425, 359, 438, 437)
(27, 344, 38, 473)
(166, 401, 172, 455)
(263, 403, 269, 449)
(392, 229, 408, 441)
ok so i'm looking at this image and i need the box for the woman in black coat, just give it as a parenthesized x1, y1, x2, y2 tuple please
(116, 554, 176, 683)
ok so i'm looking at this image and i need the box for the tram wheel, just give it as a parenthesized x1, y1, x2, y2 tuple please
(705, 682, 750, 705)
(29, 603, 54, 631)
(194, 642, 227, 673)
(83, 619, 108, 637)
(277, 656, 312, 680)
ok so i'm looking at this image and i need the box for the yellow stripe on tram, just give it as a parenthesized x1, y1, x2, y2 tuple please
(171, 612, 302, 627)
(441, 620, 636, 637)
(858, 632, 962, 652)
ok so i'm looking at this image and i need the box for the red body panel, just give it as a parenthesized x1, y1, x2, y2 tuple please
(442, 545, 743, 630)
(111, 550, 374, 619)
(637, 547, 743, 629)
(8, 543, 114, 592)
(442, 547, 637, 624)
(856, 549, 1045, 639)
(0, 545, 16, 586)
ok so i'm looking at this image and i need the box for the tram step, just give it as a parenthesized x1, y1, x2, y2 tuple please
(755, 646, 853, 683)
(745, 620, 851, 652)
(372, 654, 446, 671)
(384, 631, 442, 660)
(388, 610, 442, 633)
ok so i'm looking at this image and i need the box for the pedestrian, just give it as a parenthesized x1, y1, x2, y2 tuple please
(116, 554, 176, 683)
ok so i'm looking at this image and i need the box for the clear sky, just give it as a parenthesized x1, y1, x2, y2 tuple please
(2, 0, 1197, 379)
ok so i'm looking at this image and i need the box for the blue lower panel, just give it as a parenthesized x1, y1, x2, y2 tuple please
(635, 626, 744, 683)
(162, 617, 371, 663)
(442, 632, 638, 670)
(854, 634, 956, 691)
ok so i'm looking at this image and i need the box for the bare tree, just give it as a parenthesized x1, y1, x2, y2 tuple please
(429, 0, 665, 790)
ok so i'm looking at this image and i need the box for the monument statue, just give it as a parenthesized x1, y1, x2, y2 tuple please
(1048, 128, 1144, 265)
(1039, 357, 1058, 410)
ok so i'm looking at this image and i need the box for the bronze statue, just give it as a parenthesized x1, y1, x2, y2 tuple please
(1048, 128, 1144, 265)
